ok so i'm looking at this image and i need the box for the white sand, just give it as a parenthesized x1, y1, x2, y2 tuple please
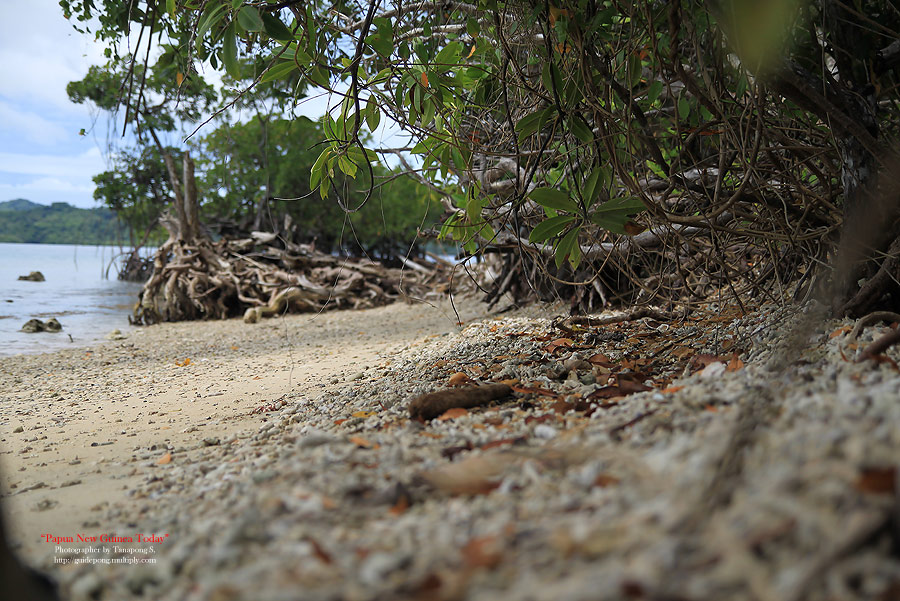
(0, 298, 490, 558)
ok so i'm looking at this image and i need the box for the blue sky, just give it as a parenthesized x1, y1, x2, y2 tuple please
(0, 2, 403, 210)
(0, 0, 111, 209)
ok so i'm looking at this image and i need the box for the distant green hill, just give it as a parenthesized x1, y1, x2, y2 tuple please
(0, 199, 129, 245)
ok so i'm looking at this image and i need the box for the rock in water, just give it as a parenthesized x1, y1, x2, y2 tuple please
(21, 319, 45, 333)
(17, 271, 45, 282)
(21, 318, 62, 333)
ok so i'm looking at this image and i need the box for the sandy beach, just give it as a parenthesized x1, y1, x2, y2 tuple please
(0, 297, 490, 558)
(3, 298, 900, 601)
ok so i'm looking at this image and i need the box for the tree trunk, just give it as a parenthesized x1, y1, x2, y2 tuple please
(183, 151, 201, 242)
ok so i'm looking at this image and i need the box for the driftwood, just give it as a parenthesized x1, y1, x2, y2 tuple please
(131, 235, 453, 325)
(408, 383, 513, 420)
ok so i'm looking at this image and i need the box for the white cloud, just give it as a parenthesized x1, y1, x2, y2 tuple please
(0, 176, 97, 209)
(0, 147, 105, 179)
(0, 0, 107, 113)
(0, 101, 71, 145)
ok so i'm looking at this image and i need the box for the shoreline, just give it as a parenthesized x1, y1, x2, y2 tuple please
(0, 297, 494, 558)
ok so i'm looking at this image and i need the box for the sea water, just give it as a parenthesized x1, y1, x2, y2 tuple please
(0, 243, 147, 356)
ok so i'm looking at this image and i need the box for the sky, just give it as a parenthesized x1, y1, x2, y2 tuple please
(0, 1, 361, 210)
(0, 1, 112, 208)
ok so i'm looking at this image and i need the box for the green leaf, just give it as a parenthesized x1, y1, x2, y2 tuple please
(530, 187, 579, 213)
(570, 116, 593, 144)
(237, 6, 264, 31)
(196, 3, 228, 47)
(310, 148, 329, 190)
(222, 23, 240, 78)
(541, 61, 562, 94)
(421, 97, 435, 127)
(451, 146, 467, 173)
(555, 227, 579, 269)
(260, 60, 298, 83)
(166, 0, 176, 18)
(338, 155, 358, 178)
(568, 230, 582, 269)
(529, 215, 575, 243)
(365, 96, 381, 132)
(736, 74, 748, 98)
(366, 17, 393, 57)
(589, 197, 646, 234)
(626, 54, 643, 89)
(288, 44, 312, 67)
(433, 42, 462, 71)
(647, 80, 663, 104)
(478, 221, 496, 241)
(439, 212, 459, 240)
(677, 96, 690, 120)
(465, 194, 483, 225)
(583, 166, 610, 206)
(515, 106, 556, 143)
(261, 13, 293, 41)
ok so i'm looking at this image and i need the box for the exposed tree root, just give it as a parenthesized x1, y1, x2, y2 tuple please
(131, 235, 452, 325)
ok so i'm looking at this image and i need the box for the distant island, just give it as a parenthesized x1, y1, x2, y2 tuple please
(0, 198, 129, 246)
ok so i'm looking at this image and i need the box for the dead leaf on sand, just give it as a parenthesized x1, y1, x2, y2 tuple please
(448, 372, 472, 386)
(349, 436, 379, 449)
(420, 453, 514, 495)
(855, 466, 896, 494)
(462, 535, 503, 569)
(438, 407, 469, 420)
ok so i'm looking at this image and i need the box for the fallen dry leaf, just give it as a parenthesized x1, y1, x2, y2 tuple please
(438, 407, 469, 420)
(307, 537, 333, 564)
(623, 220, 646, 236)
(349, 436, 378, 449)
(593, 474, 620, 487)
(157, 452, 172, 465)
(462, 535, 503, 569)
(662, 385, 685, 394)
(480, 436, 526, 450)
(420, 453, 512, 495)
(551, 398, 593, 414)
(351, 410, 376, 418)
(855, 466, 896, 494)
(448, 372, 472, 386)
(175, 358, 192, 367)
(525, 413, 556, 425)
(726, 354, 744, 372)
(670, 345, 694, 360)
(388, 495, 410, 516)
(691, 354, 723, 369)
(587, 353, 615, 367)
(544, 337, 575, 353)
(615, 375, 653, 394)
(830, 325, 852, 339)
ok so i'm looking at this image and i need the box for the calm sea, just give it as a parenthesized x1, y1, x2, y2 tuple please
(0, 243, 148, 356)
